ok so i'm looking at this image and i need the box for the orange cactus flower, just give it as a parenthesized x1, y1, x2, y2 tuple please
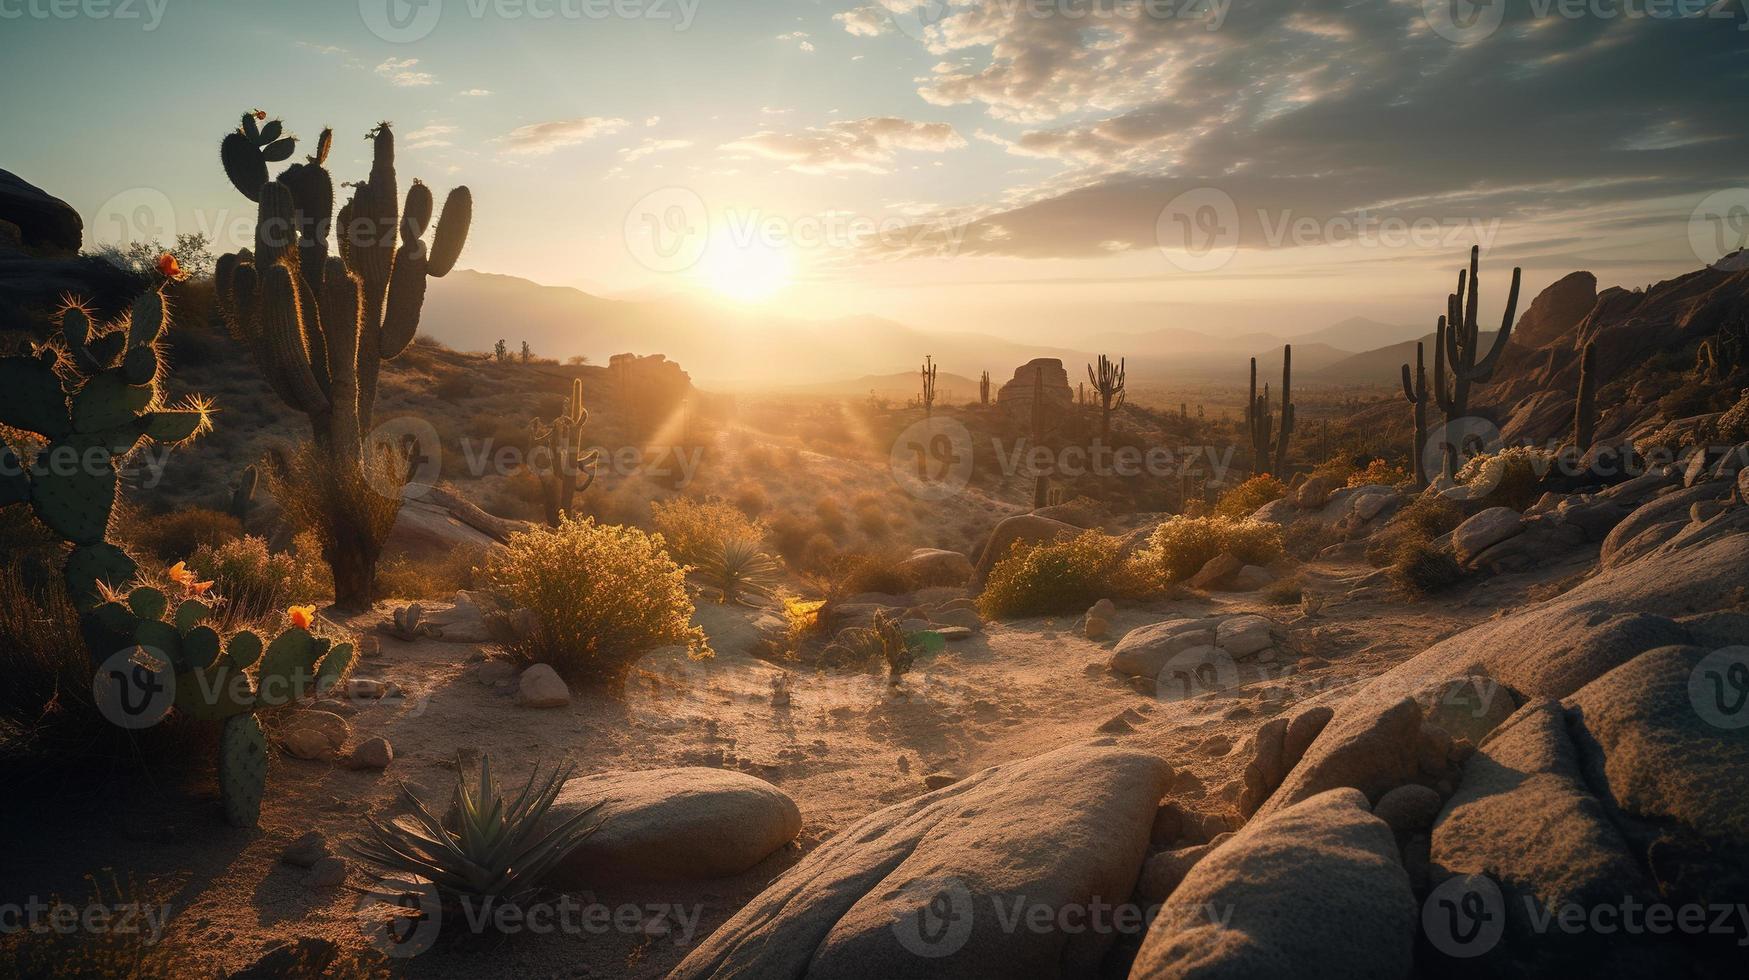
(190, 580, 215, 597)
(253, 109, 267, 121)
(167, 561, 195, 587)
(156, 252, 187, 281)
(288, 605, 317, 630)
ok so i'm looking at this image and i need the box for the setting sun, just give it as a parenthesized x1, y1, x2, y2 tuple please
(696, 226, 794, 303)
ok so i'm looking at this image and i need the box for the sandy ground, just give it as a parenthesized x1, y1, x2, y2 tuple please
(0, 533, 1594, 979)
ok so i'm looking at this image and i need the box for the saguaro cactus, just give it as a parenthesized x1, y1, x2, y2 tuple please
(1574, 340, 1598, 453)
(527, 377, 599, 526)
(920, 356, 938, 418)
(1432, 245, 1521, 478)
(1400, 341, 1429, 488)
(1087, 354, 1125, 440)
(1246, 358, 1273, 476)
(979, 370, 991, 406)
(1273, 345, 1295, 477)
(214, 112, 473, 608)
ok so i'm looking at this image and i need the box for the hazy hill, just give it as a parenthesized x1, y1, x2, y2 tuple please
(1309, 332, 1500, 385)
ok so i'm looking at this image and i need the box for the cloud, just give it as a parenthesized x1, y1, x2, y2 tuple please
(499, 117, 628, 156)
(835, 4, 891, 37)
(722, 117, 966, 175)
(646, 116, 662, 127)
(375, 57, 436, 87)
(297, 41, 346, 56)
(777, 30, 815, 51)
(859, 1, 1749, 261)
(620, 138, 694, 162)
(457, 88, 492, 97)
(406, 124, 458, 149)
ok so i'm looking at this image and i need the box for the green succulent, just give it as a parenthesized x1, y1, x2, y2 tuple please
(695, 536, 780, 607)
(353, 755, 603, 907)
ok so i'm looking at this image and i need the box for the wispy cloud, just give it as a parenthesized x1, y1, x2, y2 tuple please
(722, 116, 966, 175)
(457, 88, 492, 97)
(375, 57, 436, 87)
(407, 124, 458, 149)
(777, 31, 815, 52)
(499, 116, 628, 156)
(620, 138, 694, 163)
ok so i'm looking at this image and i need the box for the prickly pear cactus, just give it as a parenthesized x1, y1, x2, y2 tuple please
(217, 714, 267, 828)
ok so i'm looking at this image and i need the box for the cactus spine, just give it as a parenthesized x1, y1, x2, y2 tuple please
(215, 113, 473, 608)
(527, 378, 599, 526)
(1400, 341, 1429, 489)
(1432, 245, 1521, 478)
(1086, 354, 1125, 440)
(1574, 340, 1598, 453)
(979, 370, 991, 406)
(920, 356, 937, 418)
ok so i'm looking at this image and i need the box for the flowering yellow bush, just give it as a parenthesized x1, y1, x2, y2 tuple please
(484, 517, 705, 686)
(1130, 515, 1284, 586)
(650, 496, 767, 566)
(1215, 474, 1287, 519)
(978, 531, 1135, 619)
(1456, 446, 1555, 510)
(1347, 458, 1411, 488)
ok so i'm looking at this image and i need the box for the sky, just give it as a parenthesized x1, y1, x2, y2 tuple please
(3, 0, 1747, 344)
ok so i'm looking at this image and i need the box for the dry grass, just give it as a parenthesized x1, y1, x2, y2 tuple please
(1215, 474, 1286, 519)
(1129, 515, 1285, 586)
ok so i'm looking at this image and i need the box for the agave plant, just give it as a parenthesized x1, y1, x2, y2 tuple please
(696, 536, 780, 606)
(352, 755, 602, 908)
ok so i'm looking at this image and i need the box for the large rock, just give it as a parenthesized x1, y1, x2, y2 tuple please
(670, 744, 1171, 979)
(1108, 618, 1218, 678)
(898, 548, 974, 588)
(552, 768, 801, 881)
(1429, 699, 1653, 974)
(1187, 553, 1241, 590)
(1514, 270, 1598, 349)
(517, 664, 570, 709)
(1264, 697, 1426, 812)
(972, 514, 1080, 582)
(994, 357, 1074, 416)
(383, 494, 499, 563)
(0, 169, 81, 256)
(1131, 788, 1414, 979)
(1452, 507, 1524, 564)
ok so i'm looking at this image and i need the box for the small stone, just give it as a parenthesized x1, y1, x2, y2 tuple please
(476, 661, 517, 685)
(345, 678, 387, 700)
(281, 831, 327, 868)
(305, 855, 347, 888)
(923, 773, 958, 790)
(1373, 785, 1442, 836)
(1197, 735, 1232, 757)
(282, 728, 337, 761)
(897, 755, 911, 774)
(348, 736, 394, 770)
(517, 664, 571, 708)
(1089, 598, 1117, 620)
(934, 626, 975, 641)
(932, 608, 982, 631)
(1084, 615, 1111, 640)
(1096, 713, 1135, 735)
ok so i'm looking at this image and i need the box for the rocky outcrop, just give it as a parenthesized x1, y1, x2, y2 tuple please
(994, 357, 1074, 416)
(670, 744, 1171, 979)
(1131, 788, 1415, 979)
(1513, 270, 1598, 350)
(552, 768, 801, 881)
(0, 169, 82, 256)
(897, 547, 974, 587)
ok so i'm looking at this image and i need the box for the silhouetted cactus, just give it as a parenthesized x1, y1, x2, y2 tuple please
(920, 355, 938, 418)
(1087, 354, 1125, 440)
(1432, 245, 1521, 478)
(527, 378, 598, 526)
(1247, 358, 1273, 476)
(1273, 345, 1295, 477)
(214, 113, 473, 608)
(229, 463, 259, 522)
(1574, 340, 1598, 453)
(979, 370, 991, 406)
(1400, 341, 1429, 488)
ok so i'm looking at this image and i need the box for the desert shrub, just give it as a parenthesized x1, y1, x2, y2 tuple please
(694, 537, 781, 606)
(1456, 446, 1555, 511)
(650, 497, 767, 566)
(1366, 495, 1464, 567)
(188, 532, 330, 632)
(978, 531, 1135, 619)
(268, 441, 405, 607)
(376, 542, 488, 599)
(1390, 539, 1466, 595)
(1129, 515, 1285, 587)
(731, 483, 769, 518)
(483, 517, 705, 686)
(1215, 474, 1287, 519)
(814, 498, 847, 537)
(1282, 517, 1341, 561)
(1348, 458, 1410, 488)
(856, 507, 891, 540)
(805, 548, 912, 601)
(436, 373, 475, 401)
(116, 506, 243, 564)
(1260, 574, 1303, 605)
(823, 609, 916, 680)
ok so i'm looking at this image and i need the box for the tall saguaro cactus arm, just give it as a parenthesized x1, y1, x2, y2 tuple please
(527, 377, 599, 526)
(920, 356, 938, 418)
(1400, 341, 1428, 488)
(1087, 354, 1125, 440)
(1272, 345, 1294, 478)
(1428, 245, 1522, 478)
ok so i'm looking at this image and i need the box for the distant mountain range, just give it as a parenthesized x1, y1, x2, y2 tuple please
(420, 271, 1422, 391)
